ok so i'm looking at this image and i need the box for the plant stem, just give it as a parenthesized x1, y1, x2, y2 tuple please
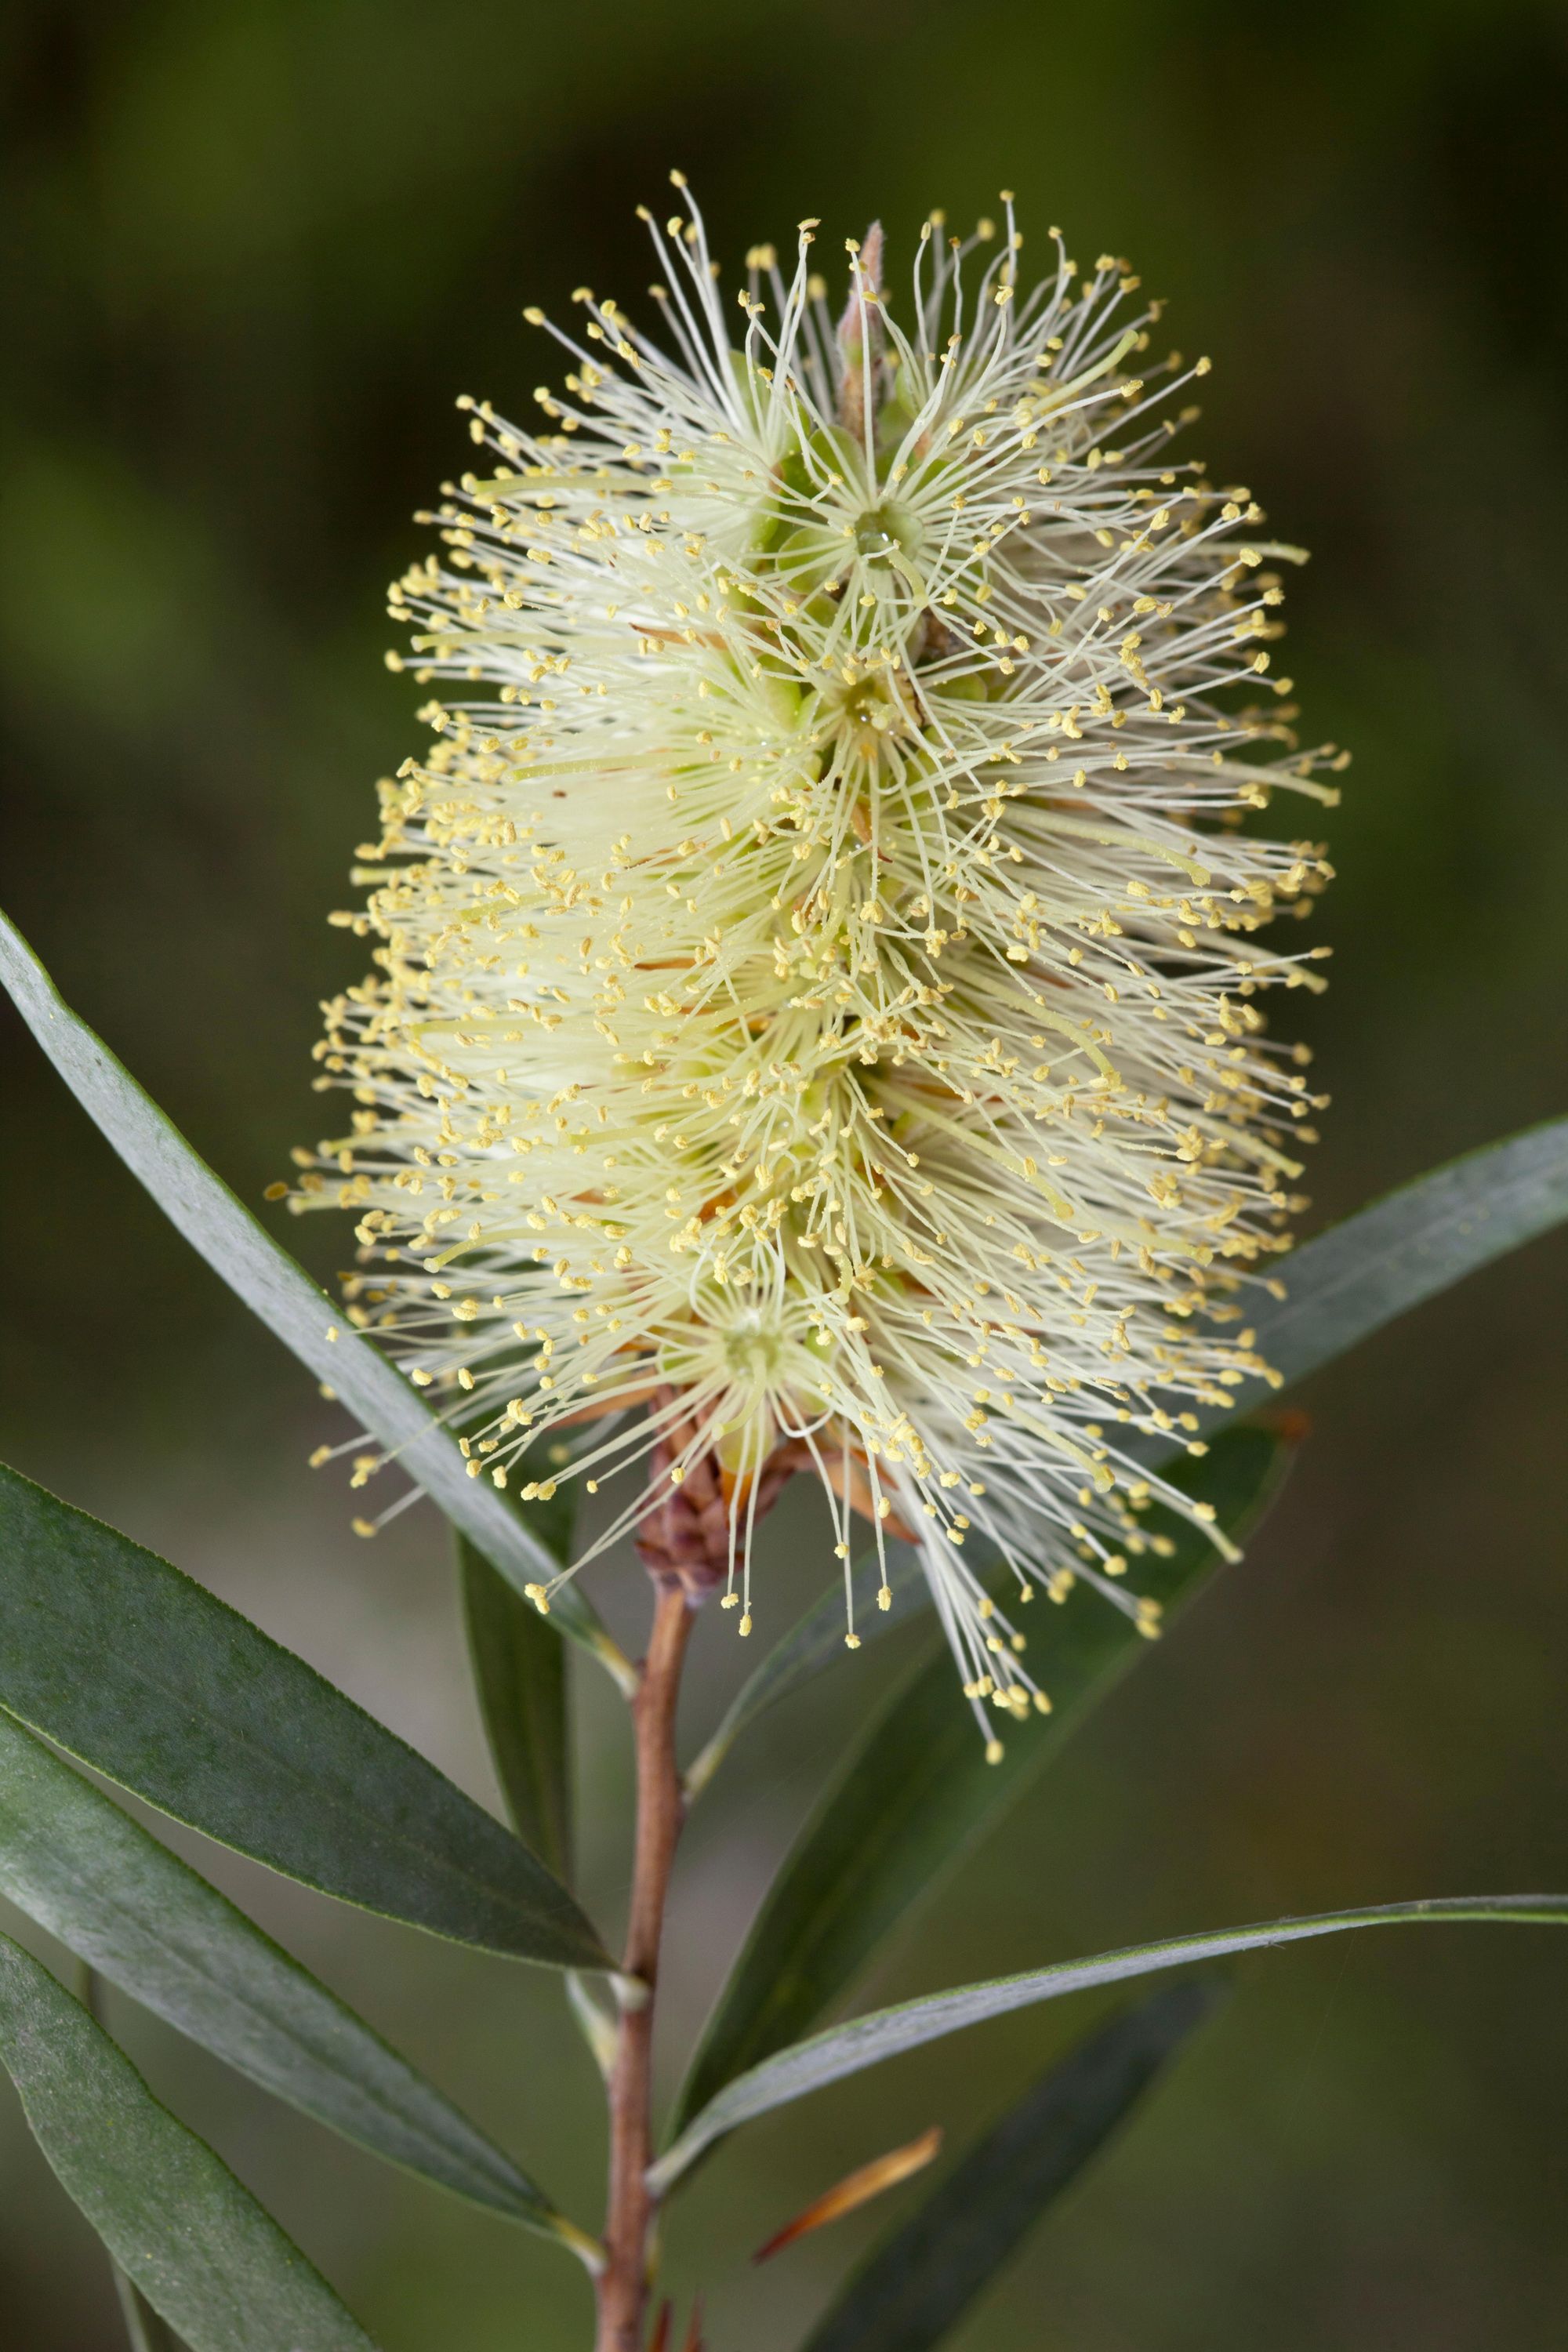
(110, 2270, 181, 2352)
(595, 1576, 695, 2352)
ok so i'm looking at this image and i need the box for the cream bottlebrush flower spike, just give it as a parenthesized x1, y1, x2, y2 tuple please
(292, 178, 1338, 1743)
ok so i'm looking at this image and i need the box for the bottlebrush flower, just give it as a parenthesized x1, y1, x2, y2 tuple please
(292, 180, 1338, 1741)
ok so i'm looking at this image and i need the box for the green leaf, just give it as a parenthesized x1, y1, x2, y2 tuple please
(0, 1458, 610, 1972)
(651, 1894, 1568, 2191)
(460, 1526, 573, 1883)
(1136, 1116, 1568, 1468)
(0, 1931, 379, 2351)
(0, 1711, 587, 2245)
(0, 909, 633, 1697)
(798, 1979, 1221, 2352)
(675, 1428, 1288, 2134)
(684, 1543, 927, 1800)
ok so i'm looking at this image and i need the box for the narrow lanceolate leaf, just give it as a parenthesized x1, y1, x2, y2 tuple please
(0, 1460, 609, 1972)
(651, 1896, 1568, 2190)
(754, 2125, 942, 2265)
(0, 910, 632, 1696)
(460, 1522, 573, 1882)
(1136, 1116, 1568, 1468)
(0, 1711, 585, 2244)
(799, 1980, 1221, 2352)
(675, 1428, 1290, 2132)
(683, 1542, 924, 1800)
(0, 1933, 379, 2351)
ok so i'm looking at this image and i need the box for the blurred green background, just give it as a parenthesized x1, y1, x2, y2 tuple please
(3, 1, 1567, 2344)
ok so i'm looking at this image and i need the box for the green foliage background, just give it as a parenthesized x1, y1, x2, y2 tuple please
(2, 2, 1566, 2344)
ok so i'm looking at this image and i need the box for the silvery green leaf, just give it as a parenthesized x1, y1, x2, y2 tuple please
(0, 1457, 609, 1971)
(0, 1933, 379, 2351)
(460, 1525, 574, 1884)
(652, 1894, 1568, 2190)
(0, 1710, 591, 2249)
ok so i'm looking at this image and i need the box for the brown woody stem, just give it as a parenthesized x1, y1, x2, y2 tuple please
(594, 1576, 695, 2352)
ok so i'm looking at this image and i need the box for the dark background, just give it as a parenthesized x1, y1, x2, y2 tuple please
(3, 3, 1567, 2346)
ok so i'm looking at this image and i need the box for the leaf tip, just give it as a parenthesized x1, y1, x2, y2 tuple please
(752, 2124, 943, 2264)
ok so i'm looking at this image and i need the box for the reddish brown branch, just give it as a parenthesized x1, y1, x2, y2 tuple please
(595, 1408, 806, 2346)
(594, 1577, 694, 2352)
